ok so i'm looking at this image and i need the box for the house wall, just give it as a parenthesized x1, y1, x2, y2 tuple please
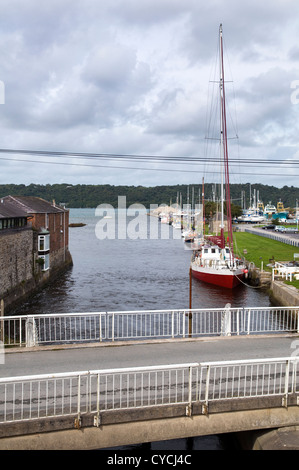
(30, 210, 70, 252)
(210, 219, 228, 234)
(0, 210, 72, 314)
(30, 210, 71, 271)
(0, 227, 35, 309)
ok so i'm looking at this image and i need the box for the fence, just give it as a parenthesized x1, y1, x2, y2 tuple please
(272, 261, 299, 281)
(0, 357, 298, 424)
(245, 227, 299, 247)
(1, 306, 298, 348)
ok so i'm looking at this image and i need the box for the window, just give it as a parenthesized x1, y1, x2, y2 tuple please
(38, 254, 50, 271)
(38, 234, 50, 252)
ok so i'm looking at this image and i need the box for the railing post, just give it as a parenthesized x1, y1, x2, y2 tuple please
(186, 366, 193, 417)
(188, 311, 192, 338)
(203, 365, 210, 415)
(236, 309, 240, 335)
(283, 359, 290, 408)
(75, 374, 81, 429)
(182, 311, 186, 338)
(94, 373, 101, 427)
(111, 312, 115, 342)
(19, 316, 22, 347)
(221, 303, 231, 336)
(247, 308, 251, 335)
(99, 314, 102, 342)
(171, 311, 174, 339)
(25, 316, 38, 347)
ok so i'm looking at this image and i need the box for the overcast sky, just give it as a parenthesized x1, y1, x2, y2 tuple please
(0, 0, 299, 190)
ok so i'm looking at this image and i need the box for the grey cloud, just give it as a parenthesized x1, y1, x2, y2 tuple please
(0, 0, 298, 188)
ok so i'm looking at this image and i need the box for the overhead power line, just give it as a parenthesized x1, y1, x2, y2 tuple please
(0, 147, 298, 164)
(0, 147, 298, 176)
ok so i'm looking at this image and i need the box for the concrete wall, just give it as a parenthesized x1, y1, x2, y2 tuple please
(1, 405, 299, 450)
(270, 280, 299, 307)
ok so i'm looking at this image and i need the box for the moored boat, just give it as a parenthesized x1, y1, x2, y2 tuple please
(190, 24, 247, 289)
(191, 243, 246, 288)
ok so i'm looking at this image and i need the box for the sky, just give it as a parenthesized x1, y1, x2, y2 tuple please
(0, 0, 299, 190)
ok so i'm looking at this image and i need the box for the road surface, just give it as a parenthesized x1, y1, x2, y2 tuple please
(1, 334, 298, 378)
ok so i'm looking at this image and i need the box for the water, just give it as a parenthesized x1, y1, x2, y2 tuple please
(13, 208, 271, 450)
(15, 208, 270, 315)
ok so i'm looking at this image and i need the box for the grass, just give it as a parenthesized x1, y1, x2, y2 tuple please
(284, 280, 299, 289)
(232, 232, 299, 271)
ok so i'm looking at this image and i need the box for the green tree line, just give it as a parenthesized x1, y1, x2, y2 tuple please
(0, 182, 298, 210)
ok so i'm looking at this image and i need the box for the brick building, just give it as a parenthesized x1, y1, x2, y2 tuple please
(0, 195, 72, 313)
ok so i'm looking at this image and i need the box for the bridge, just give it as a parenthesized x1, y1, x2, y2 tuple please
(1, 306, 299, 450)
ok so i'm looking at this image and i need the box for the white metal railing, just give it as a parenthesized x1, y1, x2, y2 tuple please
(272, 261, 299, 281)
(1, 306, 298, 348)
(199, 357, 299, 407)
(0, 357, 298, 424)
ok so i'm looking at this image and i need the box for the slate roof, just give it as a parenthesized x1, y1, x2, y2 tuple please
(0, 195, 67, 218)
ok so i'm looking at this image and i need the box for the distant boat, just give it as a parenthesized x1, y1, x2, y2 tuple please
(191, 24, 247, 289)
(264, 202, 277, 216)
(237, 213, 265, 223)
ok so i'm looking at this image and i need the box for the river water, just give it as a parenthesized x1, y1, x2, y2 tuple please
(13, 208, 271, 450)
(15, 208, 270, 315)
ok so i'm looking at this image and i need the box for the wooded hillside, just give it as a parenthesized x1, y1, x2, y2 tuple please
(0, 183, 298, 209)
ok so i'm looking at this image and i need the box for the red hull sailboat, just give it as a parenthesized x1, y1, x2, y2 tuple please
(191, 24, 247, 289)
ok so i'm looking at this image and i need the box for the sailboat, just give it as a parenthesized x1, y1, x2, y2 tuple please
(191, 24, 247, 289)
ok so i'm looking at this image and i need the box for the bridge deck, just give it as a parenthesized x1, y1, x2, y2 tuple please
(1, 334, 298, 378)
(1, 334, 299, 449)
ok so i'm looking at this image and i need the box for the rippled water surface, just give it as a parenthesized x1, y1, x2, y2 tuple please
(15, 208, 270, 315)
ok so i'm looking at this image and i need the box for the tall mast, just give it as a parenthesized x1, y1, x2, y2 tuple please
(202, 177, 205, 236)
(219, 23, 233, 256)
(219, 24, 225, 248)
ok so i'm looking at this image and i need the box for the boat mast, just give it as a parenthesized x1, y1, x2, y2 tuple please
(202, 177, 205, 237)
(219, 23, 234, 256)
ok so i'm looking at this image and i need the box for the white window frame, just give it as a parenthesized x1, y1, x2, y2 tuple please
(38, 254, 50, 271)
(38, 234, 50, 252)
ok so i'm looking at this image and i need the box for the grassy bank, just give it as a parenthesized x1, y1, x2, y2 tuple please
(233, 232, 299, 271)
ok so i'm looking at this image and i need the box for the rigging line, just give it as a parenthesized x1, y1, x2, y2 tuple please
(235, 274, 263, 289)
(1, 155, 299, 177)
